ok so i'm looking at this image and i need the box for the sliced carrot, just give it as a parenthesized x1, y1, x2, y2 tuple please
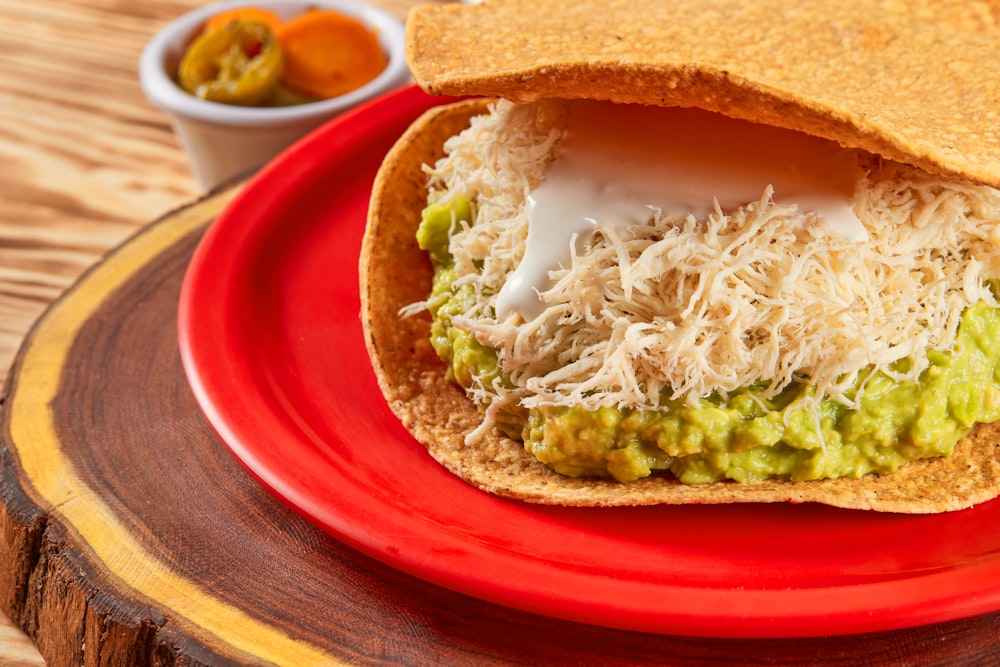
(274, 9, 388, 100)
(203, 7, 283, 34)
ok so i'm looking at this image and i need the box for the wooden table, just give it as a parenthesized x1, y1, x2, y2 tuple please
(3, 0, 1000, 665)
(0, 1, 427, 663)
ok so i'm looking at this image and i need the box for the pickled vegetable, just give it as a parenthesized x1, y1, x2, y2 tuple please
(176, 7, 389, 107)
(203, 7, 282, 34)
(275, 9, 388, 99)
(178, 21, 283, 105)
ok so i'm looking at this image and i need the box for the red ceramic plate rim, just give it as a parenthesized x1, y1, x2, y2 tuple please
(178, 84, 1000, 639)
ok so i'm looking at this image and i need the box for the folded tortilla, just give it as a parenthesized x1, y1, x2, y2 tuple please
(360, 0, 1000, 512)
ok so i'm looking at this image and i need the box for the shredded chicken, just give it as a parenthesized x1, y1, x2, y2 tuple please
(422, 99, 1000, 415)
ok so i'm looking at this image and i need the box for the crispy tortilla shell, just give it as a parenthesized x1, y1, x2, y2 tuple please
(360, 100, 1000, 513)
(405, 0, 1000, 189)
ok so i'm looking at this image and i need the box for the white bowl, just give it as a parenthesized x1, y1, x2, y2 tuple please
(140, 0, 410, 190)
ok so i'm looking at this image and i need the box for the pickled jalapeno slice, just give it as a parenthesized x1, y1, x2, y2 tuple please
(178, 20, 283, 105)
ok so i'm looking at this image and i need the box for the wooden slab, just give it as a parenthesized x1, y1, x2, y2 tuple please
(3, 184, 1000, 665)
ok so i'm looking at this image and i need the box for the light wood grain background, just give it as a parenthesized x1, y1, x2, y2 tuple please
(0, 0, 425, 662)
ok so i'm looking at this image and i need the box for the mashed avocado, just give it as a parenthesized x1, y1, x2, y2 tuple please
(417, 199, 1000, 483)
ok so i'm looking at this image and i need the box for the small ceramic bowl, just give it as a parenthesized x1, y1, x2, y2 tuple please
(140, 0, 409, 190)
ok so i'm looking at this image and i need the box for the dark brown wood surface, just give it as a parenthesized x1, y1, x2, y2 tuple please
(1, 183, 1000, 666)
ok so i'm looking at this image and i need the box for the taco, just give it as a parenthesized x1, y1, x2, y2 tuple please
(360, 0, 1000, 512)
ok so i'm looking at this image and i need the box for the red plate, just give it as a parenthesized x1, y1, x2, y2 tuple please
(178, 84, 1000, 638)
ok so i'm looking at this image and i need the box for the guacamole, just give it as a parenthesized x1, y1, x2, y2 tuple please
(417, 198, 1000, 483)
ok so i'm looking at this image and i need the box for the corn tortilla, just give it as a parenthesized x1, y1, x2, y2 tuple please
(405, 0, 1000, 189)
(359, 100, 1000, 513)
(362, 0, 1000, 512)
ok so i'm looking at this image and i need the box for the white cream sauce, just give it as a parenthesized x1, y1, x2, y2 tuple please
(496, 101, 867, 320)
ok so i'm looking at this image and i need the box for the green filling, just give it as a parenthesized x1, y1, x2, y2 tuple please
(417, 198, 1000, 483)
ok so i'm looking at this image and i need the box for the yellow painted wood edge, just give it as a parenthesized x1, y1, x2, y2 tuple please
(7, 185, 344, 666)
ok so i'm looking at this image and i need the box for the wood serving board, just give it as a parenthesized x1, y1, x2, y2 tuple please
(2, 184, 1000, 666)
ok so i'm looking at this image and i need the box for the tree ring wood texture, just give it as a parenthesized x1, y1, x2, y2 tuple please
(2, 184, 1000, 666)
